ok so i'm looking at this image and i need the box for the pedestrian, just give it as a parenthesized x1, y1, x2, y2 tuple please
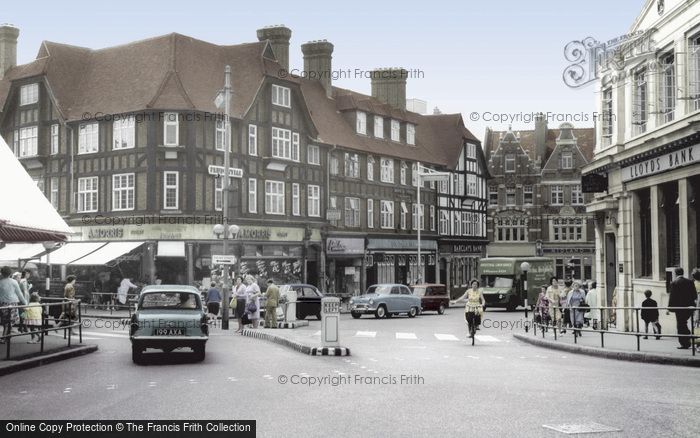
(668, 267, 698, 349)
(536, 287, 552, 329)
(62, 275, 77, 335)
(560, 279, 573, 333)
(12, 272, 28, 334)
(244, 275, 261, 329)
(0, 266, 27, 343)
(641, 290, 661, 340)
(263, 279, 280, 329)
(585, 282, 600, 330)
(117, 277, 138, 309)
(206, 282, 221, 321)
(566, 281, 586, 336)
(233, 276, 247, 333)
(24, 292, 43, 344)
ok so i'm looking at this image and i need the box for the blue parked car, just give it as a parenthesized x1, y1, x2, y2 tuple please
(130, 285, 209, 364)
(350, 284, 422, 319)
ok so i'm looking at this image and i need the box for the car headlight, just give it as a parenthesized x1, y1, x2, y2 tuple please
(499, 294, 504, 299)
(349, 298, 354, 305)
(369, 299, 374, 306)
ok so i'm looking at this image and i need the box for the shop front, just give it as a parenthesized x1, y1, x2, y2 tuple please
(542, 245, 595, 283)
(324, 236, 365, 295)
(438, 242, 486, 298)
(365, 238, 437, 288)
(69, 223, 323, 287)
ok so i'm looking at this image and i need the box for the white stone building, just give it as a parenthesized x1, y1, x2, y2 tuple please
(583, 0, 700, 330)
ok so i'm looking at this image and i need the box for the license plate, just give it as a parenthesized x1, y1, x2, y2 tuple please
(154, 328, 184, 336)
(354, 304, 366, 309)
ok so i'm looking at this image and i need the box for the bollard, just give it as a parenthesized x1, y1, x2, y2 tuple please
(282, 287, 297, 323)
(321, 297, 340, 348)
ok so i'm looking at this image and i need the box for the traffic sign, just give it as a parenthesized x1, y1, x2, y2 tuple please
(208, 165, 243, 178)
(212, 255, 236, 265)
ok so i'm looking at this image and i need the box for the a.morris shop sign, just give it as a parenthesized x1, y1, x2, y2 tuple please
(622, 145, 697, 182)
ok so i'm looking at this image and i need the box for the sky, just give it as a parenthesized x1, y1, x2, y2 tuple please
(4, 0, 644, 142)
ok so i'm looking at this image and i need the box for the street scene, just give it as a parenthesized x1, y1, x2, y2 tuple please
(1, 0, 700, 437)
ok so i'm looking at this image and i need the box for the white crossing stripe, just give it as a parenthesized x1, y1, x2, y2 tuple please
(434, 333, 460, 341)
(475, 335, 501, 343)
(354, 331, 376, 338)
(80, 331, 129, 339)
(313, 331, 321, 336)
(396, 332, 417, 340)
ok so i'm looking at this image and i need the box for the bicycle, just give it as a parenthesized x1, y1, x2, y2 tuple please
(465, 309, 481, 345)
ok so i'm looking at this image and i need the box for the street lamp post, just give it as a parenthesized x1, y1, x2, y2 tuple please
(213, 223, 239, 330)
(416, 163, 451, 285)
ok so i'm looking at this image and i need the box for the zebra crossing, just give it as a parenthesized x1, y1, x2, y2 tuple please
(351, 330, 503, 343)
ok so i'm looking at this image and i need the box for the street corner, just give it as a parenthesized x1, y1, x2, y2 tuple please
(0, 344, 99, 377)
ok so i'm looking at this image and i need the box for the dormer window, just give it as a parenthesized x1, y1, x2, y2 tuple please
(560, 151, 573, 169)
(20, 84, 39, 106)
(505, 154, 515, 173)
(406, 123, 415, 145)
(391, 120, 400, 141)
(374, 116, 384, 138)
(356, 112, 367, 135)
(272, 84, 291, 108)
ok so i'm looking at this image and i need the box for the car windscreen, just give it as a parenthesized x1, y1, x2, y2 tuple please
(139, 292, 201, 310)
(482, 276, 513, 288)
(366, 285, 392, 295)
(412, 287, 426, 297)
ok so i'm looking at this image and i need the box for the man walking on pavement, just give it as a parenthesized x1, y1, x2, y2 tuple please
(263, 279, 279, 329)
(668, 267, 698, 349)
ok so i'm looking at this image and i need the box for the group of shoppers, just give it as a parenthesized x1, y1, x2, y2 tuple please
(205, 275, 280, 333)
(537, 277, 599, 336)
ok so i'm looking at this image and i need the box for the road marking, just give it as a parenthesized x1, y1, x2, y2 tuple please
(106, 384, 117, 390)
(313, 331, 321, 336)
(475, 335, 501, 343)
(63, 388, 72, 393)
(466, 356, 479, 359)
(148, 382, 157, 387)
(394, 357, 405, 361)
(354, 331, 376, 338)
(491, 356, 504, 360)
(227, 377, 238, 382)
(368, 358, 378, 362)
(262, 375, 273, 380)
(19, 390, 27, 394)
(80, 331, 129, 339)
(360, 366, 366, 369)
(434, 334, 460, 341)
(519, 356, 527, 359)
(396, 332, 417, 340)
(188, 379, 198, 384)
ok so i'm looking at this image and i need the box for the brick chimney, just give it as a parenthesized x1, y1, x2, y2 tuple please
(301, 40, 334, 98)
(371, 68, 408, 110)
(257, 25, 292, 72)
(0, 24, 19, 80)
(534, 112, 548, 163)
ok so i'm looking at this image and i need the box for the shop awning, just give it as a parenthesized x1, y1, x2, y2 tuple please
(0, 137, 72, 242)
(157, 241, 185, 258)
(68, 242, 145, 265)
(39, 242, 107, 264)
(0, 243, 46, 264)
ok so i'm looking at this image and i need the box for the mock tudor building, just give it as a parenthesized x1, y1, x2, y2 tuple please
(0, 24, 488, 296)
(582, 0, 700, 330)
(483, 116, 596, 282)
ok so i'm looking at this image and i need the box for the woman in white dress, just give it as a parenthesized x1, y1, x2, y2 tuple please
(244, 275, 261, 329)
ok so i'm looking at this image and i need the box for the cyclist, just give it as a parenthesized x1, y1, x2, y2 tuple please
(451, 279, 485, 338)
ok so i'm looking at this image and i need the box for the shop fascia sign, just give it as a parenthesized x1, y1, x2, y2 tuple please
(621, 145, 697, 182)
(326, 238, 364, 255)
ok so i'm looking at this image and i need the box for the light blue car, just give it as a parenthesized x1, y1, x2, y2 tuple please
(130, 285, 209, 364)
(350, 284, 422, 319)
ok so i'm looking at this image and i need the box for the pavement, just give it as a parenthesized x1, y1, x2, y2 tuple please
(515, 324, 700, 367)
(0, 309, 699, 437)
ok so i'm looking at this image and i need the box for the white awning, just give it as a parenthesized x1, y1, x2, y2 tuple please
(68, 242, 145, 265)
(0, 136, 72, 241)
(39, 242, 107, 264)
(157, 241, 185, 258)
(0, 243, 46, 264)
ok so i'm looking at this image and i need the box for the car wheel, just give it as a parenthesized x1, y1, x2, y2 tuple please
(351, 312, 361, 319)
(132, 344, 144, 365)
(408, 307, 418, 318)
(193, 344, 206, 362)
(438, 304, 446, 315)
(375, 305, 387, 319)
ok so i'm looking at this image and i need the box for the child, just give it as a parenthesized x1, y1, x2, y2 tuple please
(536, 287, 552, 331)
(24, 292, 43, 344)
(640, 290, 661, 340)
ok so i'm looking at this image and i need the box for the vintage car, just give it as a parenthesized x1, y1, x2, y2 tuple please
(410, 284, 450, 314)
(129, 285, 209, 364)
(350, 284, 422, 319)
(259, 284, 324, 320)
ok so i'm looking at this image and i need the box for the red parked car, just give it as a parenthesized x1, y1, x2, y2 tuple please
(410, 284, 450, 314)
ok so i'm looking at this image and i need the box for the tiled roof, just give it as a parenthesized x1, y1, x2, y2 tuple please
(0, 32, 481, 169)
(484, 127, 595, 163)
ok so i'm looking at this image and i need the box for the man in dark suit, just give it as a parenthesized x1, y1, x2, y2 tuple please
(668, 267, 698, 349)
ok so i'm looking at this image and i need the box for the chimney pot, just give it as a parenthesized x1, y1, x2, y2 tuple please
(301, 40, 334, 98)
(370, 67, 408, 110)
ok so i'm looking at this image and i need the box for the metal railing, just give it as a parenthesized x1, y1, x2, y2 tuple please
(0, 298, 83, 360)
(80, 292, 138, 316)
(528, 305, 698, 356)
